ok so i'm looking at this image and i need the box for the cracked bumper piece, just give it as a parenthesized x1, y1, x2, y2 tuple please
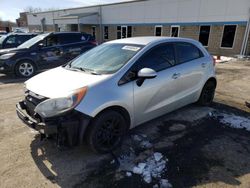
(16, 100, 91, 146)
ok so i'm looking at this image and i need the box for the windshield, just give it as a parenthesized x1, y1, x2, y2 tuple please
(68, 43, 144, 74)
(18, 33, 50, 49)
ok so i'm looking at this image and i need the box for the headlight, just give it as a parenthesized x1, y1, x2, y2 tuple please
(0, 53, 16, 60)
(34, 87, 87, 118)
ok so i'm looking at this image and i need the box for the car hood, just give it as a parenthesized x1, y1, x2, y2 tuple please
(25, 66, 110, 98)
(0, 47, 27, 55)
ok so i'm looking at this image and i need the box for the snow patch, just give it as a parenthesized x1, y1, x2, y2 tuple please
(154, 152, 163, 162)
(160, 179, 172, 188)
(126, 172, 132, 177)
(132, 134, 153, 149)
(132, 152, 167, 183)
(218, 113, 250, 131)
(117, 134, 171, 185)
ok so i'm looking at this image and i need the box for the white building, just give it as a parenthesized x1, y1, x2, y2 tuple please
(27, 0, 250, 56)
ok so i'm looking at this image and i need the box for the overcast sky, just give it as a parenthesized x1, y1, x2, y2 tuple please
(0, 0, 132, 22)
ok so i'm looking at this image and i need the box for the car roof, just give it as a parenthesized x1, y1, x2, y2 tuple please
(52, 32, 83, 35)
(6, 33, 37, 36)
(107, 36, 200, 46)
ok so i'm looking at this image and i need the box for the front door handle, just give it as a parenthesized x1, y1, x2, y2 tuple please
(172, 73, 181, 79)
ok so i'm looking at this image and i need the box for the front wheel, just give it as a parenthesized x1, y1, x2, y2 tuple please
(86, 110, 128, 154)
(198, 81, 216, 106)
(15, 60, 36, 78)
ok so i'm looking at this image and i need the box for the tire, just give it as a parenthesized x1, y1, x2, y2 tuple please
(15, 60, 36, 78)
(86, 110, 128, 154)
(198, 81, 216, 106)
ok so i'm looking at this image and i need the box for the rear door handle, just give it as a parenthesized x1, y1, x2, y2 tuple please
(172, 73, 181, 79)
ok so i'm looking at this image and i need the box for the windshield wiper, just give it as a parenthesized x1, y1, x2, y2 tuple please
(89, 70, 101, 75)
(69, 66, 86, 72)
(66, 66, 101, 75)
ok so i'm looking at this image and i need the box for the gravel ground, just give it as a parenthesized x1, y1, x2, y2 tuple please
(0, 60, 250, 188)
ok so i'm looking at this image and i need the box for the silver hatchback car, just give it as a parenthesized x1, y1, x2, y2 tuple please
(16, 37, 216, 153)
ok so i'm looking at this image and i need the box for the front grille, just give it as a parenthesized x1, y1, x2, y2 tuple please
(24, 90, 47, 118)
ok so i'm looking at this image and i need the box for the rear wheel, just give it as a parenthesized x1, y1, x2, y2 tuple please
(86, 110, 127, 154)
(198, 81, 216, 106)
(15, 60, 36, 78)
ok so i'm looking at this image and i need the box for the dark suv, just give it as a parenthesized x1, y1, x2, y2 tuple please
(0, 32, 97, 77)
(0, 33, 37, 49)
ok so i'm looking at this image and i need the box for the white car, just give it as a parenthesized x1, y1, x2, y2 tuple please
(16, 37, 216, 153)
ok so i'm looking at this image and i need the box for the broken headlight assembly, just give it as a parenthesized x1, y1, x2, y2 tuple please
(34, 87, 87, 118)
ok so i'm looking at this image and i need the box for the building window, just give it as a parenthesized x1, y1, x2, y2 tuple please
(221, 25, 237, 48)
(155, 25, 162, 36)
(117, 26, 121, 39)
(171, 26, 180, 37)
(104, 26, 109, 40)
(127, 26, 132, 38)
(199, 25, 211, 47)
(121, 26, 127, 38)
(117, 26, 132, 39)
(92, 26, 96, 39)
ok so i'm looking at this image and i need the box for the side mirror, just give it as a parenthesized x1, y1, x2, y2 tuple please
(38, 43, 44, 49)
(137, 68, 157, 87)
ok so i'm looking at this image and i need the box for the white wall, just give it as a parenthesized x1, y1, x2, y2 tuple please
(101, 0, 250, 24)
(27, 0, 250, 26)
(27, 6, 99, 26)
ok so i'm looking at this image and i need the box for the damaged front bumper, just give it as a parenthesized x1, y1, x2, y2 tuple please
(16, 100, 91, 146)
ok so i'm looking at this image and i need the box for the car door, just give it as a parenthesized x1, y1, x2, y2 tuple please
(132, 43, 184, 125)
(37, 34, 64, 69)
(172, 42, 206, 104)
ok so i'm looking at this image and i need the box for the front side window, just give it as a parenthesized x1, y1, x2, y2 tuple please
(176, 42, 203, 64)
(68, 43, 144, 74)
(199, 25, 210, 46)
(221, 25, 237, 48)
(136, 43, 176, 72)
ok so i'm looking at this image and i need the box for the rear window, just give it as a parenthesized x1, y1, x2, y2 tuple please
(176, 42, 203, 64)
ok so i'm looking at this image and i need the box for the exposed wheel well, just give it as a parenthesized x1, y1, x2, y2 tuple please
(206, 77, 217, 87)
(94, 106, 131, 130)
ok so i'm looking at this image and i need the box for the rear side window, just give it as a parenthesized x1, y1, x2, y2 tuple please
(175, 42, 203, 64)
(59, 34, 84, 45)
(44, 35, 59, 47)
(136, 43, 176, 72)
